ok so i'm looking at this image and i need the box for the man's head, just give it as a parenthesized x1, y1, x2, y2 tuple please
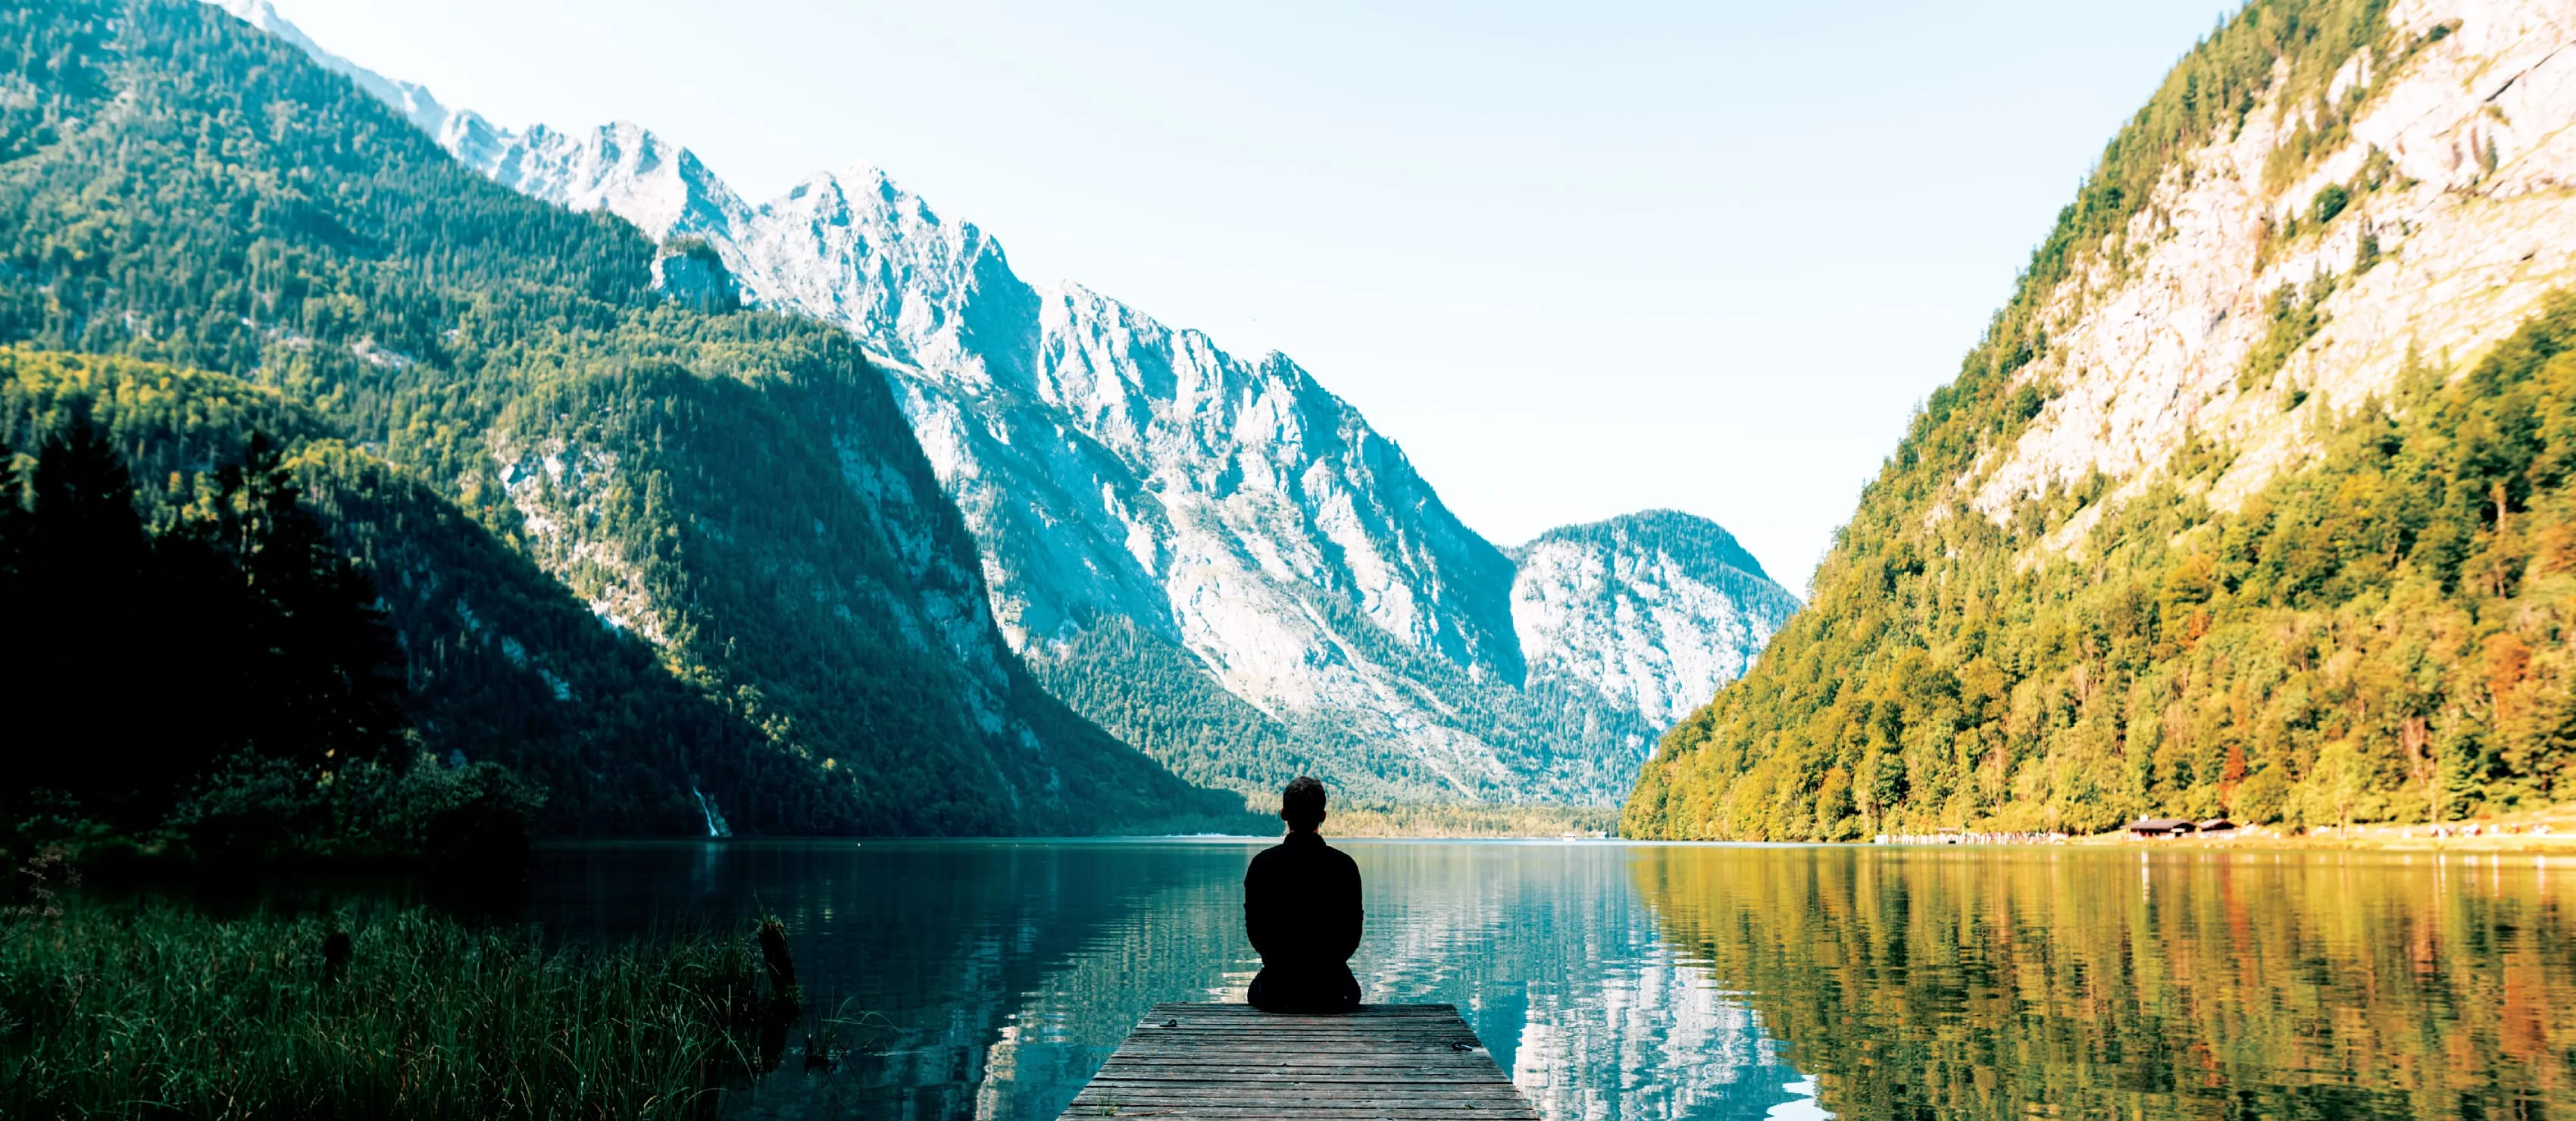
(1280, 776, 1327, 832)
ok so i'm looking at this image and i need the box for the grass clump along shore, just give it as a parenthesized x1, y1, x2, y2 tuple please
(0, 903, 768, 1119)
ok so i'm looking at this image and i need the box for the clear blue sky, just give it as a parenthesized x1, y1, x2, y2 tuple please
(264, 0, 2239, 590)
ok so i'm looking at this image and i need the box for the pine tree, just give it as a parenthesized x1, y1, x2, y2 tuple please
(225, 433, 407, 770)
(8, 414, 170, 825)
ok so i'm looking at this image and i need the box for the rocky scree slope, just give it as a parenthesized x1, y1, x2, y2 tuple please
(218, 0, 1805, 808)
(1626, 0, 2576, 840)
(4, 0, 1234, 835)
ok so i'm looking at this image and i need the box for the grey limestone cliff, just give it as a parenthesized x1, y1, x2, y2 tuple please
(217, 0, 1804, 806)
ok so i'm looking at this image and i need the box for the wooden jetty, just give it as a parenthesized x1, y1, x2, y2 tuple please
(1059, 1002, 1540, 1119)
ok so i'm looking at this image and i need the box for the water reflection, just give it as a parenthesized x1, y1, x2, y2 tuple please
(529, 840, 1809, 1121)
(1352, 844, 1808, 1121)
(531, 842, 2576, 1121)
(1634, 846, 2576, 1121)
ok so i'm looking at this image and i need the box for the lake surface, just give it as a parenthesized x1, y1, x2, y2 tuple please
(525, 840, 2576, 1121)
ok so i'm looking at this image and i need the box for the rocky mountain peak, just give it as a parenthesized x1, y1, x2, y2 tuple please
(217, 0, 1801, 807)
(743, 164, 1036, 392)
(1512, 511, 1799, 729)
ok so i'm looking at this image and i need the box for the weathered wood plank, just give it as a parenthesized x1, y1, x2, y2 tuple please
(1108, 1037, 1488, 1045)
(1091, 1058, 1506, 1071)
(1120, 1027, 1478, 1036)
(1064, 1110, 1535, 1119)
(1084, 1076, 1530, 1090)
(1087, 1079, 1509, 1088)
(1068, 1106, 1533, 1113)
(1092, 1064, 1506, 1076)
(1066, 1092, 1524, 1103)
(1132, 1010, 1460, 1019)
(1075, 1094, 1535, 1107)
(1058, 1003, 1538, 1121)
(1064, 1112, 1530, 1119)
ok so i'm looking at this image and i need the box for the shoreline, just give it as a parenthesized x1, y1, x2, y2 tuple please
(1871, 804, 2576, 855)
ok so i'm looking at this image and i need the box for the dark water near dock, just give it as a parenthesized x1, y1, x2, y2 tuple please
(525, 840, 2576, 1121)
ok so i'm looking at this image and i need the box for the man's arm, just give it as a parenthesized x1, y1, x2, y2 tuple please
(1244, 858, 1278, 960)
(1330, 854, 1363, 961)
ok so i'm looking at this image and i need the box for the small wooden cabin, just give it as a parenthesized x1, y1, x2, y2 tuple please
(2127, 817, 2195, 837)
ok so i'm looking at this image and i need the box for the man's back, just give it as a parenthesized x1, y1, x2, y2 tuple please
(1243, 832, 1362, 968)
(1245, 776, 1363, 1013)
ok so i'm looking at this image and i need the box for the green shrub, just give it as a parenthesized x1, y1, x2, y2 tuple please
(2312, 182, 2351, 224)
(170, 751, 546, 867)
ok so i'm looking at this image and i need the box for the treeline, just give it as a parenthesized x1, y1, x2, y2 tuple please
(1624, 0, 2576, 840)
(1031, 601, 1656, 810)
(0, 383, 535, 864)
(1025, 616, 1320, 809)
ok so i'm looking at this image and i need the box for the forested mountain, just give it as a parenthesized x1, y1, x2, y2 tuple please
(2, 356, 415, 839)
(0, 0, 1243, 835)
(214, 0, 1806, 809)
(1627, 0, 2576, 838)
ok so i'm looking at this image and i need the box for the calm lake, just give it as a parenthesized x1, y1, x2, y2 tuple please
(524, 839, 2576, 1121)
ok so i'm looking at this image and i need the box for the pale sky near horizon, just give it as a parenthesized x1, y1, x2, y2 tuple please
(261, 0, 2239, 592)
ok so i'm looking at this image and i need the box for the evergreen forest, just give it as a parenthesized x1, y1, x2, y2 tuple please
(0, 0, 1246, 853)
(0, 354, 546, 863)
(1624, 0, 2576, 839)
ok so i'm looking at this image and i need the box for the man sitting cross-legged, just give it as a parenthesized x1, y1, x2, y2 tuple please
(1243, 776, 1363, 1013)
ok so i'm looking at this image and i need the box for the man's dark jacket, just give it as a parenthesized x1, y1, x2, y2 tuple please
(1243, 830, 1363, 1013)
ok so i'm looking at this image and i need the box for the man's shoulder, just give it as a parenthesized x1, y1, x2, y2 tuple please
(1248, 833, 1347, 866)
(1300, 836, 1359, 873)
(1248, 840, 1294, 871)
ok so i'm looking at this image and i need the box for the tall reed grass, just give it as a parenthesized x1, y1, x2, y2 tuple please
(0, 903, 762, 1119)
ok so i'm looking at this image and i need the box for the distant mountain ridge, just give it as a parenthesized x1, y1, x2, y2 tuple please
(213, 0, 1802, 806)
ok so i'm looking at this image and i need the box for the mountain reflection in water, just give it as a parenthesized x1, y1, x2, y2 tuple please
(1635, 845, 2576, 1121)
(527, 840, 1812, 1121)
(527, 841, 2573, 1121)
